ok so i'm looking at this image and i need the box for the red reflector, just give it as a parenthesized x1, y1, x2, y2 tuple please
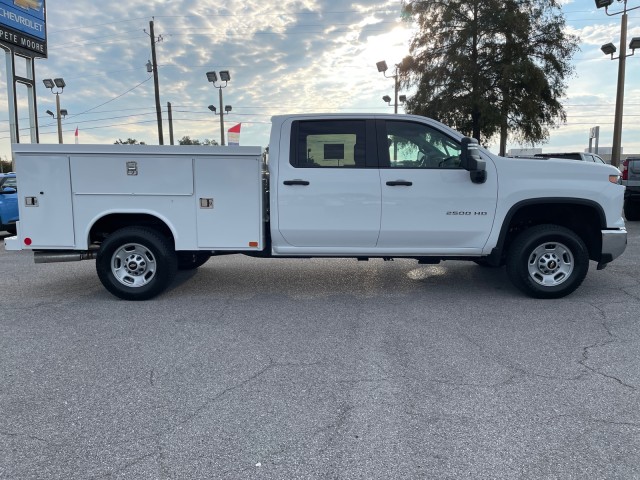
(24, 237, 32, 246)
(249, 241, 258, 247)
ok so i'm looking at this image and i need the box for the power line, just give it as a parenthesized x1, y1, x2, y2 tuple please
(67, 77, 154, 120)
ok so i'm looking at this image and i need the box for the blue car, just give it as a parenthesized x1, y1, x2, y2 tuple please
(0, 172, 17, 235)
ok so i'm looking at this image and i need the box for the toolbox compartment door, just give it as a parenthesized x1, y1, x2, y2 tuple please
(16, 155, 75, 248)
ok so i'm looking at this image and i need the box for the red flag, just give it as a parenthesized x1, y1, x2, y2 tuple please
(228, 123, 241, 146)
(75, 126, 79, 144)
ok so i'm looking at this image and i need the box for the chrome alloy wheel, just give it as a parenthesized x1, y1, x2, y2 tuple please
(527, 241, 574, 287)
(111, 242, 157, 288)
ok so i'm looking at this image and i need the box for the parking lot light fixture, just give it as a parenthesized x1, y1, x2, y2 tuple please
(42, 78, 54, 89)
(630, 37, 640, 51)
(601, 42, 617, 56)
(595, 0, 614, 8)
(382, 95, 391, 104)
(53, 78, 66, 89)
(206, 71, 218, 83)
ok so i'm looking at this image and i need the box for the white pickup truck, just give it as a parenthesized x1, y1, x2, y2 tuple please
(4, 114, 627, 300)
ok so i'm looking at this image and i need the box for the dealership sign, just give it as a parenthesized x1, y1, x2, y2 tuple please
(0, 0, 46, 57)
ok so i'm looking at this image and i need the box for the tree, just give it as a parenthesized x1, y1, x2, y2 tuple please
(178, 136, 218, 146)
(400, 0, 578, 154)
(0, 155, 12, 173)
(178, 136, 201, 145)
(114, 138, 146, 145)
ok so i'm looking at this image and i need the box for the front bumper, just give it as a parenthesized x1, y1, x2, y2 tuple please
(597, 227, 627, 269)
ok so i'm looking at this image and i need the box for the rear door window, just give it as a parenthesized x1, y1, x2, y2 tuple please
(290, 120, 370, 168)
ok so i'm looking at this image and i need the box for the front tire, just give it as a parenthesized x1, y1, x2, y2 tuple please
(96, 227, 177, 300)
(506, 224, 589, 299)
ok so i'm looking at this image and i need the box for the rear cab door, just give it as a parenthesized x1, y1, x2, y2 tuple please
(274, 118, 381, 248)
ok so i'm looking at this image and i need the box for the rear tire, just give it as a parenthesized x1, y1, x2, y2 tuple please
(96, 227, 177, 300)
(506, 224, 589, 299)
(177, 251, 211, 270)
(624, 200, 640, 221)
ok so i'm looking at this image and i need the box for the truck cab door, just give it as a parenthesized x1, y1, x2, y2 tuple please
(276, 119, 381, 248)
(376, 119, 498, 252)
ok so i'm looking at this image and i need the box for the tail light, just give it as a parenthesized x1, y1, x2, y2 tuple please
(621, 159, 629, 181)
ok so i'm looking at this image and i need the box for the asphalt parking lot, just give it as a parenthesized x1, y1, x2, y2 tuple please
(1, 221, 639, 479)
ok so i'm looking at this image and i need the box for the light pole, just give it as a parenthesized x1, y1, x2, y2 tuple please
(595, 0, 640, 168)
(376, 60, 405, 113)
(42, 78, 66, 144)
(207, 104, 232, 144)
(206, 70, 231, 145)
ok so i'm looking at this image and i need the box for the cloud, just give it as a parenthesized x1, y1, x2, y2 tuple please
(0, 0, 638, 157)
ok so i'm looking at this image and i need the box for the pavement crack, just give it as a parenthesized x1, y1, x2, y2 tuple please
(170, 356, 288, 431)
(0, 429, 53, 445)
(579, 302, 636, 391)
(579, 343, 637, 391)
(554, 414, 640, 428)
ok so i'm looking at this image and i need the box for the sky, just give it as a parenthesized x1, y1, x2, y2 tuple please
(0, 0, 639, 160)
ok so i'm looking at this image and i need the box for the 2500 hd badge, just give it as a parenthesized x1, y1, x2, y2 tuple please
(446, 211, 488, 215)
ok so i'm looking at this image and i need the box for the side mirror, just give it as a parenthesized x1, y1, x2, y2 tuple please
(460, 137, 487, 184)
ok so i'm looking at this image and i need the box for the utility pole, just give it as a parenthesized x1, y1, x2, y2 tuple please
(167, 102, 174, 145)
(148, 19, 164, 145)
(610, 9, 627, 168)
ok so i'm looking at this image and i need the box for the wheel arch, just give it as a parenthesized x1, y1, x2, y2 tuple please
(490, 198, 606, 265)
(87, 211, 177, 246)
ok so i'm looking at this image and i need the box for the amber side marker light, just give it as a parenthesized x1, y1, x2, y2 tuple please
(609, 174, 621, 184)
(249, 241, 259, 247)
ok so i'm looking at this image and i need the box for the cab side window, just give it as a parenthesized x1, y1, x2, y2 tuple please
(291, 120, 367, 168)
(382, 121, 462, 169)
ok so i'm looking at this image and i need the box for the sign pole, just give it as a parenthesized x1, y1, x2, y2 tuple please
(3, 47, 19, 145)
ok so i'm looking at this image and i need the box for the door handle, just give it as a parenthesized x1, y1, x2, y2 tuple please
(283, 180, 310, 186)
(386, 180, 412, 186)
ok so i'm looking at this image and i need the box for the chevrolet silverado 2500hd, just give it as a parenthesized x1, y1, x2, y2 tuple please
(4, 114, 627, 300)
